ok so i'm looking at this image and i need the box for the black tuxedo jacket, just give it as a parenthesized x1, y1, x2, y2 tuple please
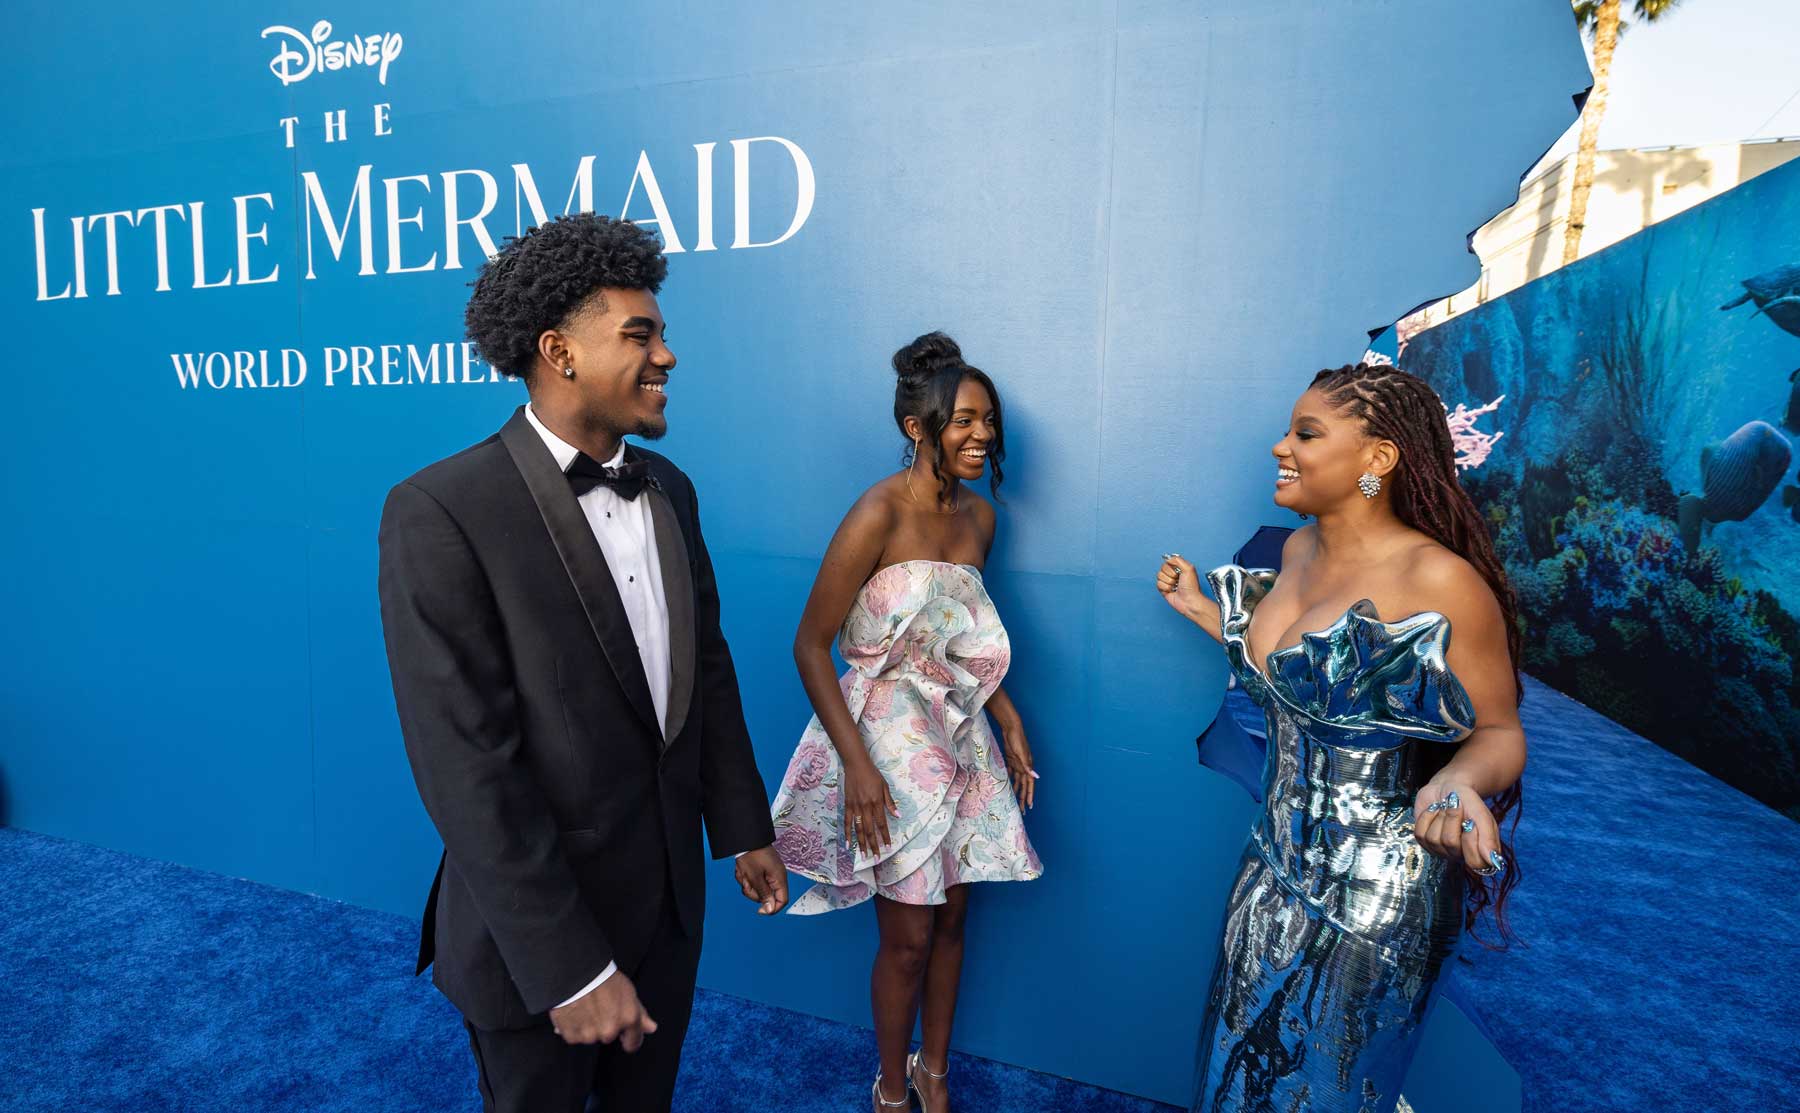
(377, 407, 774, 1030)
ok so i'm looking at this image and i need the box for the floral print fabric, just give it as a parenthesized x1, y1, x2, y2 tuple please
(771, 560, 1043, 913)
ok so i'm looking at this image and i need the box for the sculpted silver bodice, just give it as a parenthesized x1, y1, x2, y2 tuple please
(1193, 565, 1475, 1113)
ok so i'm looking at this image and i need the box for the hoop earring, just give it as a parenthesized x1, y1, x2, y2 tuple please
(1358, 472, 1382, 499)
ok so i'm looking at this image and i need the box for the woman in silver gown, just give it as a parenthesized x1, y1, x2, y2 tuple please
(1157, 364, 1527, 1113)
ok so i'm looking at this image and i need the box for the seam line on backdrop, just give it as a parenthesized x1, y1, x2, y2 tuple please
(288, 82, 323, 890)
(1084, 0, 1125, 878)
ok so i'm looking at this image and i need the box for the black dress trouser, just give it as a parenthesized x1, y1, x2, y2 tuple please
(463, 898, 702, 1113)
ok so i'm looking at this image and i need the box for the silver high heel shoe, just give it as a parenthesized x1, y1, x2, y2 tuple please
(872, 1072, 911, 1111)
(908, 1051, 949, 1113)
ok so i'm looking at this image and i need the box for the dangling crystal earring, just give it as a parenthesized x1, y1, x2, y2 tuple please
(1358, 472, 1382, 499)
(562, 366, 575, 379)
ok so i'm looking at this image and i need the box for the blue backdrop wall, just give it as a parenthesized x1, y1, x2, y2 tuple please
(0, 3, 1587, 1102)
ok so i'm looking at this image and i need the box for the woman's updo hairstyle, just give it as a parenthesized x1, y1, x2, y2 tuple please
(891, 331, 1006, 498)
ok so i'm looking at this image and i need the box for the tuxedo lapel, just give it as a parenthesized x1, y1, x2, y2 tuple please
(498, 408, 661, 741)
(645, 483, 695, 747)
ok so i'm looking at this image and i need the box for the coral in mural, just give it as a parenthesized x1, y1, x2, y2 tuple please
(1445, 396, 1505, 471)
(1506, 497, 1800, 816)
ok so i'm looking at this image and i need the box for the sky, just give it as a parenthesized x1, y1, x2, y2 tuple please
(1539, 0, 1800, 166)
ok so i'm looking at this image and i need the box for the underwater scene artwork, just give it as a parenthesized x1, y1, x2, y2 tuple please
(1401, 156, 1800, 821)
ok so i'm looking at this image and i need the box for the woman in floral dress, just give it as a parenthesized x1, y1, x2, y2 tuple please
(771, 332, 1043, 1113)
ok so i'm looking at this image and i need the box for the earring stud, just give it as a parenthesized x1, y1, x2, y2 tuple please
(1358, 472, 1382, 499)
(562, 366, 575, 379)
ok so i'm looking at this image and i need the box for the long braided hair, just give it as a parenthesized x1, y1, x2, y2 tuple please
(1312, 363, 1523, 944)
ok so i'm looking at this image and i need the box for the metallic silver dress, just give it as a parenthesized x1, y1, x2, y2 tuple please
(1192, 565, 1475, 1113)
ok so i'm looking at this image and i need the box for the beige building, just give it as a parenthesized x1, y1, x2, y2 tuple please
(1400, 136, 1800, 340)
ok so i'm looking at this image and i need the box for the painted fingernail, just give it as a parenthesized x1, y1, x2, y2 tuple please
(1489, 850, 1507, 872)
(1461, 819, 1475, 833)
(1029, 770, 1040, 779)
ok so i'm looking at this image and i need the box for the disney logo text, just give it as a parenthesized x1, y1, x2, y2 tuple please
(262, 21, 403, 87)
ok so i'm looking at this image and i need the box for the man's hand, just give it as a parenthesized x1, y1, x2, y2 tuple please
(548, 973, 658, 1051)
(735, 846, 790, 915)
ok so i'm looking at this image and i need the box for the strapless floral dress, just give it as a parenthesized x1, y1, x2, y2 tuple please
(771, 560, 1043, 914)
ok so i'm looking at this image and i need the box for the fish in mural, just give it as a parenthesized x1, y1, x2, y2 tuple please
(1721, 263, 1800, 335)
(1677, 419, 1793, 552)
(1721, 263, 1800, 431)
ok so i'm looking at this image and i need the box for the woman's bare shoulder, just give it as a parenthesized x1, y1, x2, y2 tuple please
(1280, 523, 1317, 561)
(835, 476, 904, 538)
(1272, 523, 1317, 575)
(1404, 542, 1501, 618)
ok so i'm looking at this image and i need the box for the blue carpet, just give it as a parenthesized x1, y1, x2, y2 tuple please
(1452, 677, 1800, 1113)
(0, 827, 1174, 1112)
(4, 679, 1794, 1112)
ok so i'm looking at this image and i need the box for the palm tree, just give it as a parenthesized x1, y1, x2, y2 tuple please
(1564, 0, 1687, 265)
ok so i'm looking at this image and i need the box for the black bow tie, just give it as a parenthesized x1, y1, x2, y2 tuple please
(566, 452, 652, 501)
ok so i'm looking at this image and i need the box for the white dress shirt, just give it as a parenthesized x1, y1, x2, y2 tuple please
(525, 404, 672, 1008)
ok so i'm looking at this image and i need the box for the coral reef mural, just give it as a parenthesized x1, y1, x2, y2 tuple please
(1401, 158, 1800, 820)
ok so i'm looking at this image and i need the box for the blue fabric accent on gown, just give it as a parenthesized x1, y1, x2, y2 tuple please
(1192, 526, 1295, 801)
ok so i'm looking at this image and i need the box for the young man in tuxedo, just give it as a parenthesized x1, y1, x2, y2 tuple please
(378, 213, 788, 1113)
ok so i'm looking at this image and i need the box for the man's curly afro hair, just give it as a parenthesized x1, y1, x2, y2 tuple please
(464, 213, 669, 383)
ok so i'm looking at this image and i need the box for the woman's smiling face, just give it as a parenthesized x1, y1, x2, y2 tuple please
(935, 377, 998, 482)
(1271, 386, 1385, 514)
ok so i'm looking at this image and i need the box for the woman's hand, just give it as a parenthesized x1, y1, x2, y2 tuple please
(842, 758, 898, 855)
(1157, 554, 1205, 618)
(1001, 720, 1037, 810)
(1413, 779, 1505, 876)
